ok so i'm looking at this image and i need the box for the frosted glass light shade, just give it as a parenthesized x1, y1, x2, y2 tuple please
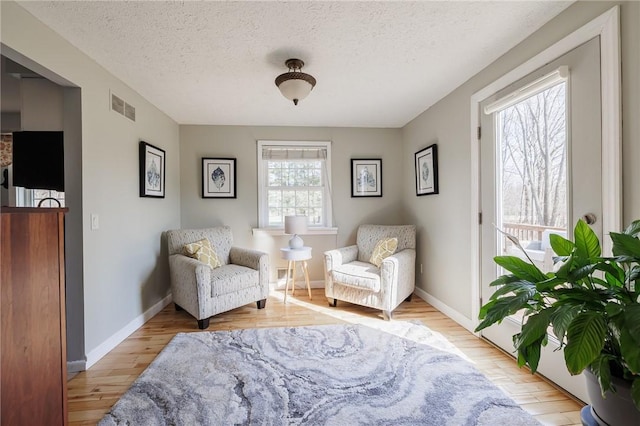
(285, 215, 307, 249)
(278, 79, 313, 105)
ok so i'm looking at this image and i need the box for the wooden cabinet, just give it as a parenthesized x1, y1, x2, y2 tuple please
(1, 207, 68, 425)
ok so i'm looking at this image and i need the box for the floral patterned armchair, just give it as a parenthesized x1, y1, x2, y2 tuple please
(324, 224, 416, 320)
(166, 227, 269, 329)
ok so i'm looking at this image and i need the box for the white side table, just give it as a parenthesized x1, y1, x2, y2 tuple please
(280, 247, 312, 303)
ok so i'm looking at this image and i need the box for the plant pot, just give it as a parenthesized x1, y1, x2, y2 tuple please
(584, 368, 640, 426)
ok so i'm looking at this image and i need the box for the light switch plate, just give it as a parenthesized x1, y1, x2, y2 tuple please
(91, 214, 99, 230)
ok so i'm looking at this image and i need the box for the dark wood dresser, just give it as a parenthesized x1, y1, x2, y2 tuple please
(1, 207, 68, 425)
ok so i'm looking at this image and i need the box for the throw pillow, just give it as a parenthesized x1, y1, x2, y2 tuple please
(183, 238, 222, 269)
(369, 237, 398, 267)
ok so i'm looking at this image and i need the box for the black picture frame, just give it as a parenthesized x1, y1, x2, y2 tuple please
(351, 158, 382, 197)
(139, 141, 165, 198)
(202, 157, 236, 198)
(415, 144, 439, 196)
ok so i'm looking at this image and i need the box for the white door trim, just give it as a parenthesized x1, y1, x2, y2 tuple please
(469, 6, 621, 332)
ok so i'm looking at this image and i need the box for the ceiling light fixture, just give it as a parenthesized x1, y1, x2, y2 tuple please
(275, 59, 316, 106)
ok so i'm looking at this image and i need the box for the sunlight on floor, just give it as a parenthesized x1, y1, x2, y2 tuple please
(270, 287, 472, 362)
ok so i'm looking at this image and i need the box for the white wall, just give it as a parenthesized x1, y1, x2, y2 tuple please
(402, 1, 640, 323)
(1, 1, 181, 363)
(179, 126, 405, 282)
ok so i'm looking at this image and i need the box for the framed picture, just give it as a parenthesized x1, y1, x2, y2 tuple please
(139, 141, 165, 198)
(351, 159, 382, 197)
(202, 158, 236, 198)
(415, 144, 439, 196)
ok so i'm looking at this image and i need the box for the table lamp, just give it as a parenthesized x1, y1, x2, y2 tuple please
(284, 215, 307, 249)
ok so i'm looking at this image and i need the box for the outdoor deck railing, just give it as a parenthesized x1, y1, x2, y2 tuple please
(502, 222, 565, 243)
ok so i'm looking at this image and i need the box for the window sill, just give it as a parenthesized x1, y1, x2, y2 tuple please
(252, 227, 338, 236)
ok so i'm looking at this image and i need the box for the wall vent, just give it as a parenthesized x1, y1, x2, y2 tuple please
(277, 268, 292, 282)
(110, 91, 135, 122)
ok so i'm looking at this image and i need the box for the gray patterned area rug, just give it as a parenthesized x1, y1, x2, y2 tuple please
(99, 323, 539, 425)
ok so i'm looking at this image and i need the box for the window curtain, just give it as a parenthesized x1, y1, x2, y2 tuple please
(261, 146, 328, 160)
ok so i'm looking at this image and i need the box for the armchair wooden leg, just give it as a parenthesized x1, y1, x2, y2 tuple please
(405, 293, 413, 302)
(175, 303, 183, 311)
(256, 299, 267, 309)
(327, 298, 337, 307)
(383, 310, 392, 321)
(197, 318, 210, 329)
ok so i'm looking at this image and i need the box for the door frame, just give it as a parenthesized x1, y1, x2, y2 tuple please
(469, 6, 621, 332)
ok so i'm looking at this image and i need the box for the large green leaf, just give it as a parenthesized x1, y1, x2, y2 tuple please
(549, 234, 575, 256)
(564, 312, 606, 374)
(605, 302, 623, 318)
(595, 261, 625, 282)
(553, 288, 610, 306)
(516, 309, 555, 348)
(632, 378, 640, 411)
(494, 256, 547, 282)
(610, 232, 640, 259)
(574, 219, 601, 260)
(554, 254, 575, 279)
(535, 276, 568, 292)
(567, 264, 598, 283)
(624, 220, 640, 237)
(489, 274, 522, 287)
(624, 304, 640, 345)
(550, 304, 582, 345)
(516, 346, 527, 368)
(620, 328, 640, 374)
(476, 290, 535, 331)
(517, 336, 544, 373)
(590, 355, 614, 395)
(490, 281, 535, 300)
(602, 272, 625, 289)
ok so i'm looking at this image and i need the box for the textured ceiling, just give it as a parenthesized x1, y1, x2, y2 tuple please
(16, 1, 573, 128)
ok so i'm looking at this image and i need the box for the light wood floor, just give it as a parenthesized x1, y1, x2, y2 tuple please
(68, 288, 584, 425)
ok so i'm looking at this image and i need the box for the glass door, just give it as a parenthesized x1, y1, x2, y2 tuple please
(480, 37, 602, 401)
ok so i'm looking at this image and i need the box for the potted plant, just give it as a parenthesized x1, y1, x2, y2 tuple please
(475, 219, 640, 425)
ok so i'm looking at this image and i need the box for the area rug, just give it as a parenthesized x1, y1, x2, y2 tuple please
(99, 324, 539, 425)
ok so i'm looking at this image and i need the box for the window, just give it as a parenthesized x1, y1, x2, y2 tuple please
(257, 141, 332, 228)
(485, 66, 568, 272)
(16, 187, 65, 207)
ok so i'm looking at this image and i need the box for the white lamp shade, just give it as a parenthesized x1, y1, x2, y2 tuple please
(278, 79, 313, 103)
(285, 215, 307, 249)
(284, 215, 308, 235)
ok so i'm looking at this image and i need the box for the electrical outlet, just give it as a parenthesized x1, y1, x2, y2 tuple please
(91, 214, 99, 230)
(420, 263, 423, 274)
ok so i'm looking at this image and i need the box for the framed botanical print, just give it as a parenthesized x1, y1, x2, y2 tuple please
(351, 159, 382, 197)
(202, 157, 236, 198)
(415, 144, 439, 196)
(139, 141, 165, 198)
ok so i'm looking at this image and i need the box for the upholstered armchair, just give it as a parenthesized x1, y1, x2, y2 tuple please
(166, 226, 269, 329)
(324, 224, 416, 320)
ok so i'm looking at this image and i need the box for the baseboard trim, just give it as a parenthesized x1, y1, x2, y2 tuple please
(272, 279, 325, 290)
(67, 359, 86, 373)
(86, 293, 173, 369)
(413, 287, 475, 333)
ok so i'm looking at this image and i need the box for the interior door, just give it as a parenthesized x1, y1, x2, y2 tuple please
(479, 36, 601, 401)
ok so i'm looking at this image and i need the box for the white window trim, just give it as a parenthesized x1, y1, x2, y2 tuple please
(256, 140, 333, 229)
(15, 186, 32, 206)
